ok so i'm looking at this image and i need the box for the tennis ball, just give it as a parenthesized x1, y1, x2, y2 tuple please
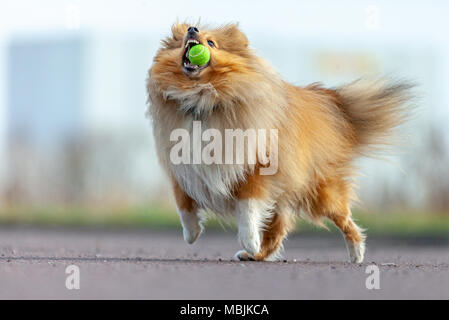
(188, 44, 210, 66)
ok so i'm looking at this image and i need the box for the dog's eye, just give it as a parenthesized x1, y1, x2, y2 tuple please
(207, 40, 215, 48)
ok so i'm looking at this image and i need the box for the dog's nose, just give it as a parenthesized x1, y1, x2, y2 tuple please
(187, 26, 199, 35)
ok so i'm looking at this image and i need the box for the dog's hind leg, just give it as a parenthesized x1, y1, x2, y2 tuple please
(310, 176, 366, 263)
(253, 211, 295, 261)
(329, 213, 365, 263)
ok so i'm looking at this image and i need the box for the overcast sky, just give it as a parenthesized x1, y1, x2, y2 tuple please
(0, 0, 447, 37)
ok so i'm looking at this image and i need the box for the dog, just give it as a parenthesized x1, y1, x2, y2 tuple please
(146, 22, 412, 262)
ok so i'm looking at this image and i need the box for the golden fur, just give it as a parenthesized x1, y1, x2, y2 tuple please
(147, 22, 412, 262)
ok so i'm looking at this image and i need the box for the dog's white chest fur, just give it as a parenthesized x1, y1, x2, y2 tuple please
(168, 117, 246, 215)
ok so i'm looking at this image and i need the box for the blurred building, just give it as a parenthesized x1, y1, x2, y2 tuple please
(2, 33, 166, 206)
(0, 43, 6, 193)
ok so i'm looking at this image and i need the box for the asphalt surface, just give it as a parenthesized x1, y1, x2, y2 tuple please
(0, 227, 448, 299)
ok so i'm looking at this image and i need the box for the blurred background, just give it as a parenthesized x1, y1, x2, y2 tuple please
(0, 0, 448, 235)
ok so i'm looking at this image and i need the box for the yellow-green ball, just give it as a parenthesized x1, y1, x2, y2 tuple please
(188, 44, 210, 66)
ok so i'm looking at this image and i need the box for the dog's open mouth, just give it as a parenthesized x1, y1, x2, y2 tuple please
(182, 39, 209, 76)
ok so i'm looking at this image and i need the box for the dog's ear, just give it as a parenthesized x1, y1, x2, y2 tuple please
(220, 23, 249, 48)
(161, 22, 189, 49)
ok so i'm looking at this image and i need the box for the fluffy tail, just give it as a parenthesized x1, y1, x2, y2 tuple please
(336, 78, 414, 154)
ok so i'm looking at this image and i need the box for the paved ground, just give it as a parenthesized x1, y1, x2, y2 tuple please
(0, 226, 448, 299)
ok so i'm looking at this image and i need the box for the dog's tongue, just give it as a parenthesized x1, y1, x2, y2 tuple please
(184, 60, 199, 69)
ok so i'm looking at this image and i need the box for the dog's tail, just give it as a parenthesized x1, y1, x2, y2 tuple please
(336, 78, 414, 155)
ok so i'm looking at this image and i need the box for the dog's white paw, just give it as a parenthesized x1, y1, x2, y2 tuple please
(178, 209, 203, 244)
(238, 228, 261, 256)
(347, 241, 365, 263)
(183, 223, 202, 244)
(234, 250, 255, 261)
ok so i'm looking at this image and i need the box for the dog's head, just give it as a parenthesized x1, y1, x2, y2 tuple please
(156, 22, 250, 78)
(149, 22, 284, 119)
(149, 23, 270, 116)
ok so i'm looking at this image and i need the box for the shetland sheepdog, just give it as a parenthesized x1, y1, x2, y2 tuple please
(147, 23, 412, 262)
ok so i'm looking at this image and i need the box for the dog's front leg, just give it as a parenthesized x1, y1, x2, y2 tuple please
(234, 199, 273, 261)
(172, 178, 203, 244)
